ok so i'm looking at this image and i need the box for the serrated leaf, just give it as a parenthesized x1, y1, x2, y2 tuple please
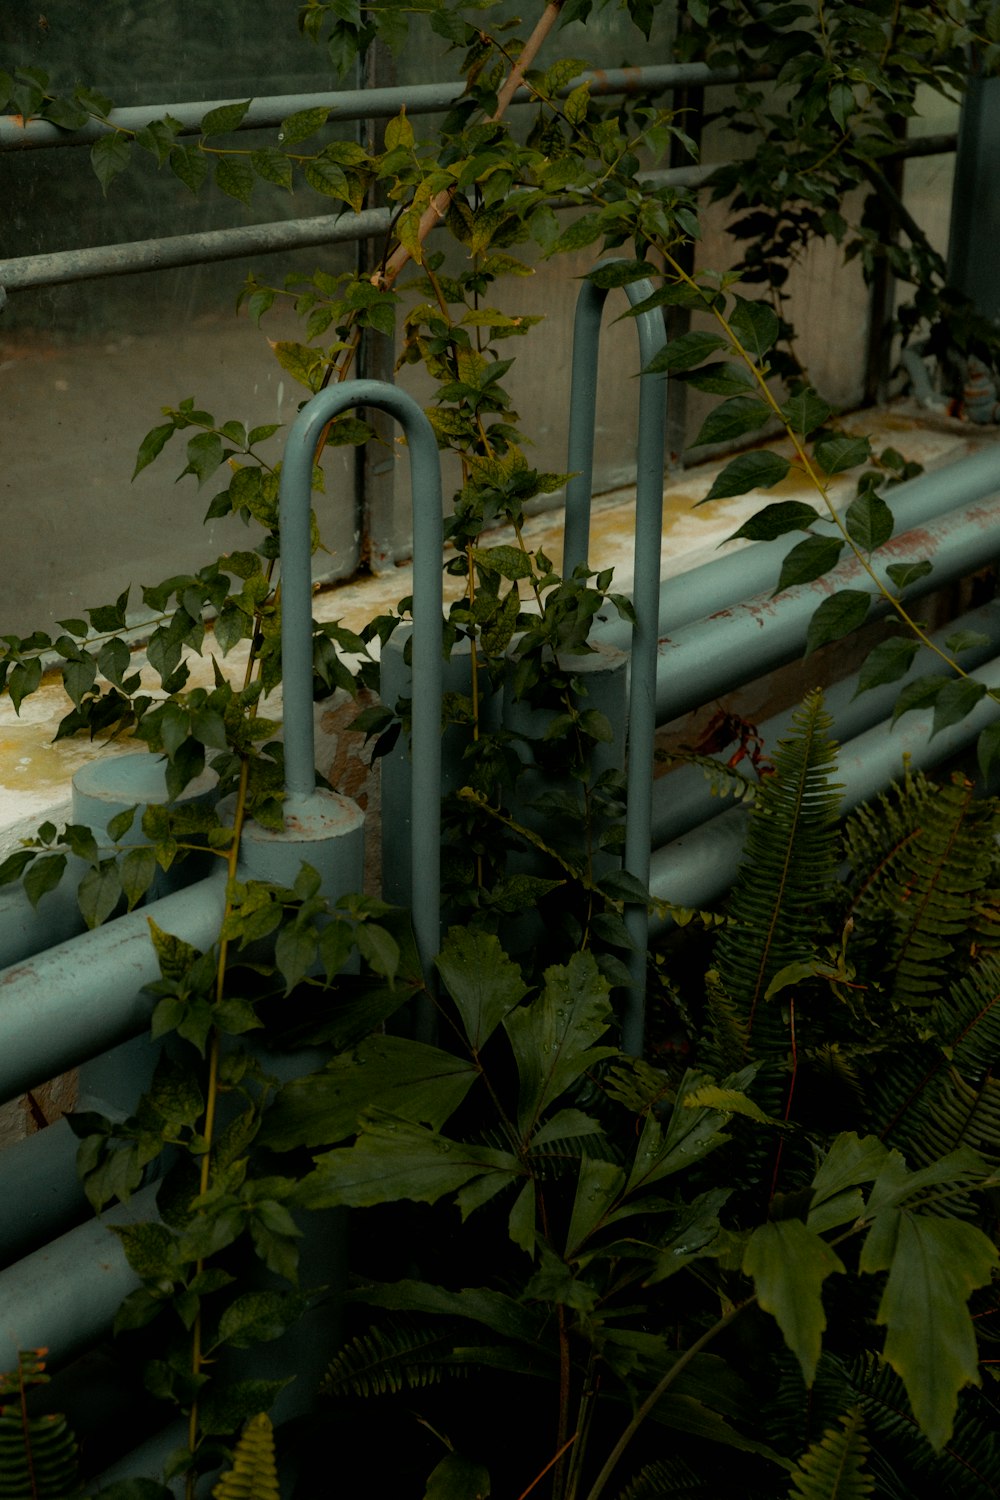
(891, 673, 949, 724)
(471, 544, 533, 580)
(269, 340, 325, 393)
(200, 100, 251, 136)
(931, 676, 987, 737)
(436, 927, 529, 1050)
(90, 132, 132, 193)
(279, 106, 329, 145)
(727, 499, 818, 540)
(169, 143, 208, 193)
(814, 434, 872, 474)
(845, 491, 893, 552)
(805, 590, 870, 655)
(384, 109, 415, 150)
(729, 295, 779, 359)
(215, 156, 254, 206)
(780, 390, 831, 437)
(691, 396, 770, 449)
(744, 1219, 845, 1385)
(702, 451, 791, 503)
(504, 952, 615, 1134)
(775, 535, 843, 593)
(853, 635, 919, 697)
(643, 330, 728, 374)
(873, 1213, 997, 1449)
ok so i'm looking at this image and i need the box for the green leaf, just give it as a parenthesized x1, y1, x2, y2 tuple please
(279, 106, 330, 145)
(111, 1221, 179, 1280)
(384, 109, 415, 151)
(78, 860, 122, 928)
(423, 1451, 491, 1500)
(743, 1219, 845, 1385)
(504, 952, 616, 1133)
(200, 100, 251, 135)
(270, 340, 325, 393)
(436, 927, 529, 1050)
(885, 559, 932, 591)
(293, 1114, 522, 1210)
(727, 500, 818, 541)
(215, 156, 254, 205)
(274, 923, 316, 994)
(814, 434, 872, 474)
(262, 1036, 479, 1149)
(23, 853, 66, 907)
(121, 846, 156, 909)
(805, 590, 870, 655)
(945, 628, 990, 654)
(729, 295, 779, 359)
(215, 1289, 308, 1350)
(788, 1410, 873, 1499)
(642, 330, 728, 374)
(891, 673, 949, 724)
(702, 451, 791, 504)
(691, 397, 770, 449)
(931, 676, 987, 738)
(682, 361, 756, 396)
(853, 636, 920, 697)
(845, 491, 893, 552)
(133, 421, 175, 479)
(565, 1156, 627, 1257)
(780, 390, 831, 437)
(775, 536, 844, 593)
(471, 544, 533, 580)
(978, 720, 1000, 782)
(871, 1213, 997, 1449)
(90, 132, 132, 193)
(198, 1378, 290, 1437)
(169, 143, 208, 193)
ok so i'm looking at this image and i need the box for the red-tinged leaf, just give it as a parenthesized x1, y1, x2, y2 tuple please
(702, 451, 791, 504)
(805, 590, 871, 655)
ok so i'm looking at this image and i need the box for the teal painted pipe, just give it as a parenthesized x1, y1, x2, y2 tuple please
(278, 381, 443, 979)
(563, 265, 668, 1053)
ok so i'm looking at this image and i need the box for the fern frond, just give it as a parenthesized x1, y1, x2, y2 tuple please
(658, 752, 761, 803)
(0, 1413, 82, 1499)
(787, 1409, 873, 1498)
(321, 1320, 469, 1399)
(615, 1455, 716, 1498)
(714, 690, 843, 1043)
(844, 772, 1000, 1008)
(211, 1412, 279, 1500)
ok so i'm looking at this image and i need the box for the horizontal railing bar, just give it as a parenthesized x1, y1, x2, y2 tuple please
(648, 647, 1000, 932)
(0, 65, 746, 151)
(650, 493, 1000, 726)
(0, 208, 395, 291)
(0, 870, 226, 1105)
(651, 597, 1000, 848)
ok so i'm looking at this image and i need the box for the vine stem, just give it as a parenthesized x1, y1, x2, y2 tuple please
(373, 0, 565, 289)
(581, 1299, 750, 1500)
(658, 249, 983, 687)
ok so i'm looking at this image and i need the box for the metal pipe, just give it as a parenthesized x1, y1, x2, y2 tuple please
(651, 494, 1000, 726)
(652, 597, 1000, 847)
(0, 870, 226, 1106)
(649, 649, 1000, 932)
(278, 381, 442, 978)
(0, 66, 748, 152)
(0, 209, 394, 291)
(563, 265, 667, 1050)
(0, 1184, 152, 1367)
(592, 444, 1000, 648)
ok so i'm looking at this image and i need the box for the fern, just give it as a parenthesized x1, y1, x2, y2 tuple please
(614, 1455, 717, 1498)
(211, 1412, 280, 1500)
(0, 1350, 82, 1500)
(322, 1320, 471, 1399)
(714, 690, 842, 1041)
(787, 1409, 873, 1498)
(843, 771, 1000, 1008)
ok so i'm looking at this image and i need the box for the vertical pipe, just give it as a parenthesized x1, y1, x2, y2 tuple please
(277, 382, 444, 978)
(563, 266, 667, 1051)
